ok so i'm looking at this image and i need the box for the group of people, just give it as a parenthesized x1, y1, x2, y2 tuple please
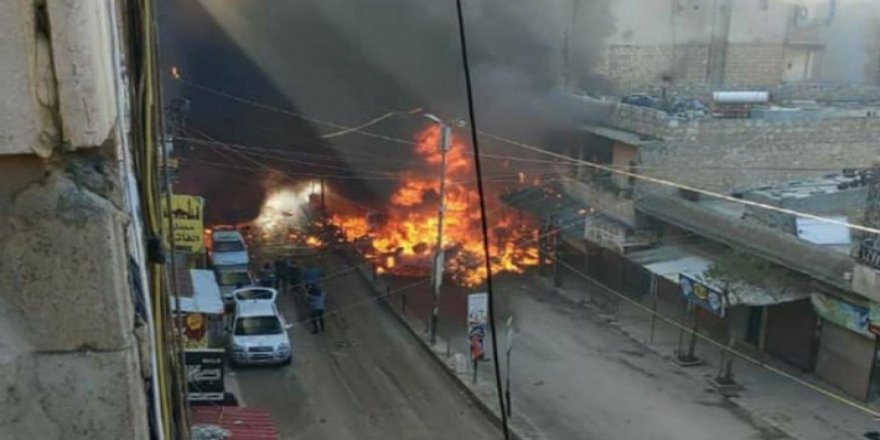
(258, 258, 326, 334)
(258, 258, 301, 293)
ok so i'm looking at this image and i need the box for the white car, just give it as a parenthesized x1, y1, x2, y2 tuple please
(211, 230, 249, 268)
(232, 286, 278, 303)
(229, 297, 291, 366)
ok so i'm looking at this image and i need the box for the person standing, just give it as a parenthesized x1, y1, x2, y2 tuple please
(273, 258, 289, 293)
(307, 284, 326, 334)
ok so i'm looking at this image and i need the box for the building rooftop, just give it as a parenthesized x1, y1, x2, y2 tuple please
(745, 173, 868, 202)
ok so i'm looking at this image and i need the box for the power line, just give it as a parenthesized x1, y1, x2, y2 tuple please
(481, 131, 880, 235)
(453, 0, 510, 437)
(547, 254, 880, 419)
(175, 77, 416, 145)
(174, 73, 879, 234)
(173, 77, 863, 174)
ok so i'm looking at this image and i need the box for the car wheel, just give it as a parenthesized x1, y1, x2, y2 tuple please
(281, 356, 292, 366)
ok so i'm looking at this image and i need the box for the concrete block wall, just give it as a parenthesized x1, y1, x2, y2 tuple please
(603, 44, 710, 92)
(639, 116, 880, 192)
(597, 101, 880, 193)
(723, 43, 786, 86)
(0, 1, 149, 439)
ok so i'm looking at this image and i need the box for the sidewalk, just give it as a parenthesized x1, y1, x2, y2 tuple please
(552, 263, 879, 440)
(347, 252, 787, 438)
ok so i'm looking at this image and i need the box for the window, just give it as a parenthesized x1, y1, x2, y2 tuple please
(218, 271, 251, 286)
(214, 241, 244, 252)
(234, 316, 282, 336)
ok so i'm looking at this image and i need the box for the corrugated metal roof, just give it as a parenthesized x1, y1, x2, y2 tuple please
(191, 406, 278, 440)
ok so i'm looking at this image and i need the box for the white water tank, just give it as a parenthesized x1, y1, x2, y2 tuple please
(712, 91, 770, 104)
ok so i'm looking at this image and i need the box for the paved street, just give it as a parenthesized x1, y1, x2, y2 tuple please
(386, 273, 787, 440)
(229, 254, 501, 440)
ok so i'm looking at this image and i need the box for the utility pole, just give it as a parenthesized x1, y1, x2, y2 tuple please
(552, 218, 562, 288)
(320, 178, 326, 214)
(428, 116, 452, 345)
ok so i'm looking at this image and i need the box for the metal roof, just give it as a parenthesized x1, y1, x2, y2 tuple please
(582, 124, 651, 146)
(190, 406, 278, 440)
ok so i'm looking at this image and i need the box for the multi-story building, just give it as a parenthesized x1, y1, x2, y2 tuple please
(585, 0, 880, 93)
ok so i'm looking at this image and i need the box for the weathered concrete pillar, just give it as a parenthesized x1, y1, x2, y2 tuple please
(0, 0, 149, 438)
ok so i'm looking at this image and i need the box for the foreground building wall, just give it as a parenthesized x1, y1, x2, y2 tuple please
(0, 1, 149, 439)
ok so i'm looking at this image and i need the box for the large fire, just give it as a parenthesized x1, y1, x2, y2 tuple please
(328, 125, 539, 286)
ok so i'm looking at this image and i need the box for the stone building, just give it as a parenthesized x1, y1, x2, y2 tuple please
(536, 89, 880, 399)
(590, 0, 880, 93)
(0, 1, 152, 438)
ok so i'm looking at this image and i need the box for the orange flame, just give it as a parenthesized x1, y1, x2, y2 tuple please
(328, 125, 538, 286)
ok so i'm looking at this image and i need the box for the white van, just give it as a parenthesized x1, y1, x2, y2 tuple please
(228, 297, 291, 366)
(211, 230, 249, 268)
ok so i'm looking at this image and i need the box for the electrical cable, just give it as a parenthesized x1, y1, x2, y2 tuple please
(480, 131, 880, 236)
(452, 0, 510, 437)
(170, 77, 868, 174)
(175, 77, 415, 145)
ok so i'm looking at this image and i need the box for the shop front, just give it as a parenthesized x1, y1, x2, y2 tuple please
(812, 292, 875, 400)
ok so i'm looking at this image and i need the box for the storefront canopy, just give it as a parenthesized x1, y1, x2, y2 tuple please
(632, 244, 810, 307)
(172, 269, 224, 315)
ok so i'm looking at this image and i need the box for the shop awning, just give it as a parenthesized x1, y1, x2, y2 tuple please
(190, 406, 278, 439)
(172, 269, 224, 315)
(631, 244, 810, 307)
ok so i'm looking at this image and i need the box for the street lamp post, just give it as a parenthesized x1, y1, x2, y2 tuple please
(424, 113, 452, 345)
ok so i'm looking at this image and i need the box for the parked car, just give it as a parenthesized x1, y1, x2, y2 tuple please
(215, 268, 255, 305)
(210, 230, 249, 268)
(228, 297, 291, 366)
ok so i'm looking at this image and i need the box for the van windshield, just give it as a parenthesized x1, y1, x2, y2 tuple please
(218, 271, 251, 286)
(234, 316, 283, 336)
(214, 241, 244, 252)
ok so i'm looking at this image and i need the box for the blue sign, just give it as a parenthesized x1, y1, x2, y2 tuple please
(679, 273, 726, 317)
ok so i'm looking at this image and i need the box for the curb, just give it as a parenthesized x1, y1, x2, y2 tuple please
(349, 259, 525, 440)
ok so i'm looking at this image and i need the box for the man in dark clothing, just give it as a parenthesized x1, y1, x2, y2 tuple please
(273, 258, 289, 292)
(258, 263, 274, 287)
(287, 259, 302, 293)
(307, 284, 326, 334)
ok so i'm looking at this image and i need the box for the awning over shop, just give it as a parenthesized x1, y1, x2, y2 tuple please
(644, 256, 712, 283)
(631, 244, 810, 307)
(582, 124, 651, 146)
(190, 406, 278, 440)
(172, 269, 224, 315)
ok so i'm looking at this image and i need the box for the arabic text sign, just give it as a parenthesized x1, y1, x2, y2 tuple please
(162, 195, 204, 252)
(679, 273, 725, 317)
(468, 293, 488, 361)
(185, 349, 225, 402)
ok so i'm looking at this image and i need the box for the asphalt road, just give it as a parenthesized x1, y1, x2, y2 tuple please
(229, 254, 501, 440)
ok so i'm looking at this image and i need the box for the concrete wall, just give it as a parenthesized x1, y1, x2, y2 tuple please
(597, 0, 797, 92)
(0, 1, 149, 439)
